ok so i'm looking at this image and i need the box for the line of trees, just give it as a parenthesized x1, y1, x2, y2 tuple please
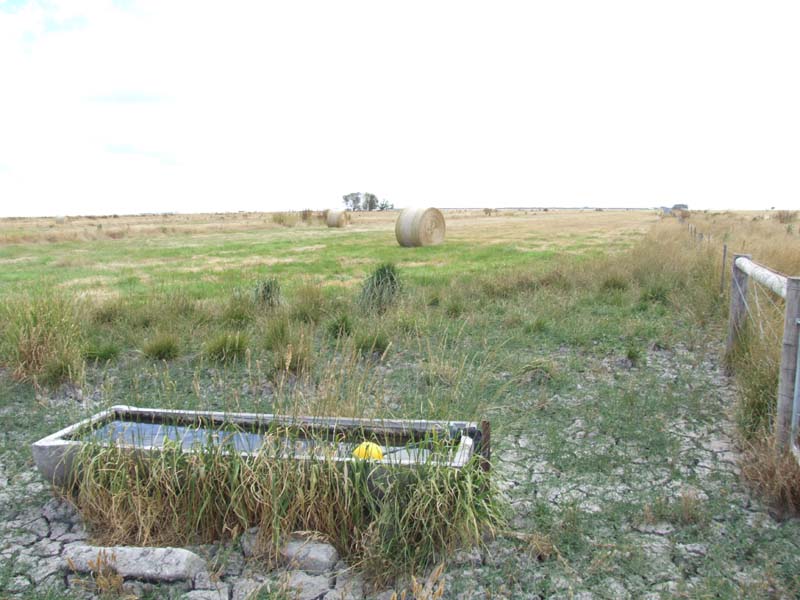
(342, 193, 394, 211)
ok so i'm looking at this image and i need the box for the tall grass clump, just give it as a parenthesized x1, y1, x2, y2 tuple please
(222, 292, 255, 325)
(326, 313, 354, 339)
(0, 293, 85, 385)
(264, 313, 291, 351)
(740, 438, 800, 519)
(355, 329, 391, 358)
(727, 326, 781, 439)
(91, 298, 127, 326)
(142, 333, 180, 361)
(253, 278, 281, 308)
(290, 282, 326, 323)
(67, 431, 505, 582)
(271, 324, 313, 375)
(359, 263, 401, 313)
(83, 340, 121, 362)
(480, 271, 538, 299)
(205, 332, 249, 363)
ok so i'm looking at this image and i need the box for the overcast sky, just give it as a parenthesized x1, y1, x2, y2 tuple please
(0, 1, 798, 217)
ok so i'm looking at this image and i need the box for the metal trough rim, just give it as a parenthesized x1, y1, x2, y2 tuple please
(32, 406, 480, 477)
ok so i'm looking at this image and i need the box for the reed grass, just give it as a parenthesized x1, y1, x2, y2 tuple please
(67, 425, 504, 583)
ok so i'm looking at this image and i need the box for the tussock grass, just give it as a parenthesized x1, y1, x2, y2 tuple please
(326, 313, 354, 339)
(205, 332, 249, 363)
(142, 333, 180, 361)
(0, 293, 85, 385)
(726, 327, 780, 438)
(83, 340, 121, 362)
(272, 324, 313, 375)
(91, 299, 127, 326)
(253, 278, 281, 308)
(67, 431, 504, 583)
(222, 293, 255, 325)
(741, 438, 800, 518)
(290, 282, 326, 323)
(360, 263, 401, 314)
(600, 274, 629, 293)
(518, 358, 560, 386)
(481, 271, 538, 299)
(355, 329, 390, 358)
(444, 298, 466, 318)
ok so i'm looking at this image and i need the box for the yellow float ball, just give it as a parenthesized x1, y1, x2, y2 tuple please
(352, 441, 383, 460)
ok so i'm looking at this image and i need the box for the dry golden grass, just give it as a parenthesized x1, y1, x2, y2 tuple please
(0, 208, 658, 246)
(740, 438, 800, 519)
(680, 210, 800, 275)
(0, 211, 291, 244)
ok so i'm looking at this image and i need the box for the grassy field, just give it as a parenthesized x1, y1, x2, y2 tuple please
(2, 208, 800, 599)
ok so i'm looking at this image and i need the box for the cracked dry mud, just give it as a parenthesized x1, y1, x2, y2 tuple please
(2, 338, 800, 599)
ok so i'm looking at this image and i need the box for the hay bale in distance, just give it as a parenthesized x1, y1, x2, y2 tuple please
(395, 207, 446, 247)
(326, 209, 349, 228)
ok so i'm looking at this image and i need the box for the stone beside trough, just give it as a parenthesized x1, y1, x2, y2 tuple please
(6, 495, 368, 599)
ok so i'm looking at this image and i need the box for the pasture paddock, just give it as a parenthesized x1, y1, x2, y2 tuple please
(1, 209, 800, 598)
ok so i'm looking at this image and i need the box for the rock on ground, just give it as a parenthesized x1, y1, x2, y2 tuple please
(280, 535, 339, 574)
(62, 544, 206, 582)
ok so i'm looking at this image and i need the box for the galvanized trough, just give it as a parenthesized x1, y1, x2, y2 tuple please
(32, 405, 486, 487)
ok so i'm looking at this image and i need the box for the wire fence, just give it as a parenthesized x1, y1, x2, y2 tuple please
(686, 220, 800, 460)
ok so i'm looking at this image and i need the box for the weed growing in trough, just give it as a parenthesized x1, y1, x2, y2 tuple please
(67, 427, 505, 583)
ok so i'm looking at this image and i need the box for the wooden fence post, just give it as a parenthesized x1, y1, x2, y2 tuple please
(479, 420, 491, 472)
(720, 244, 728, 294)
(725, 254, 751, 373)
(775, 277, 800, 453)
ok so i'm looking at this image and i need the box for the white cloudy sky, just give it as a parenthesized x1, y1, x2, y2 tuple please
(0, 0, 798, 217)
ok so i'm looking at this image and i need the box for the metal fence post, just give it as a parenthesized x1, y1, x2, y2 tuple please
(725, 254, 751, 373)
(775, 277, 800, 453)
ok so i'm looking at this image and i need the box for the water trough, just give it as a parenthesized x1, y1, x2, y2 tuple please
(32, 405, 486, 487)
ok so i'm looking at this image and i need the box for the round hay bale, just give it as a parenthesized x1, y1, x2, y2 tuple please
(395, 207, 446, 247)
(326, 209, 349, 228)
